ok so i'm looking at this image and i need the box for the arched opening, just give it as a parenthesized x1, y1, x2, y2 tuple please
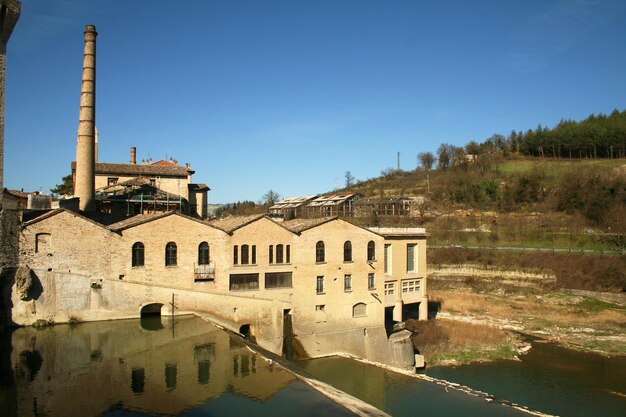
(239, 324, 251, 339)
(140, 303, 164, 331)
(141, 303, 163, 316)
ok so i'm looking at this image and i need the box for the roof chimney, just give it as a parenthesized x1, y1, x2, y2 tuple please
(75, 24, 97, 212)
(130, 146, 136, 164)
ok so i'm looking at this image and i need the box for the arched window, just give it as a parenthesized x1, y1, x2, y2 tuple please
(132, 242, 145, 267)
(352, 303, 367, 317)
(198, 242, 209, 265)
(315, 241, 325, 263)
(165, 242, 177, 266)
(367, 241, 375, 261)
(241, 244, 249, 264)
(276, 244, 284, 264)
(343, 241, 352, 262)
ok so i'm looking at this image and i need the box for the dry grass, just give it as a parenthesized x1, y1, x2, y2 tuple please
(431, 290, 626, 327)
(406, 318, 518, 365)
(428, 287, 626, 357)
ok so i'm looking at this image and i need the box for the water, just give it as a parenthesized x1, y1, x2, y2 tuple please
(299, 341, 626, 417)
(428, 341, 626, 417)
(0, 316, 354, 417)
(298, 357, 529, 417)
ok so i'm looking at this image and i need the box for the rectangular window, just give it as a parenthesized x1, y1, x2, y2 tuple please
(265, 272, 293, 289)
(229, 273, 259, 291)
(269, 245, 274, 264)
(251, 245, 256, 264)
(344, 274, 352, 292)
(315, 305, 325, 312)
(149, 178, 157, 187)
(286, 245, 291, 263)
(407, 244, 416, 273)
(107, 177, 119, 186)
(233, 246, 238, 265)
(384, 244, 392, 275)
(384, 282, 395, 296)
(402, 279, 421, 293)
(368, 273, 375, 290)
(316, 276, 324, 294)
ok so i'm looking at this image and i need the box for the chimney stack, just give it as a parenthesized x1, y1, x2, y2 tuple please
(130, 147, 136, 164)
(75, 24, 97, 212)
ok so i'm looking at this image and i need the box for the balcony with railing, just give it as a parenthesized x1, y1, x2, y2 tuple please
(194, 262, 215, 282)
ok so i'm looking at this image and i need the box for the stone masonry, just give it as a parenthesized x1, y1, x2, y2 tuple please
(0, 0, 20, 208)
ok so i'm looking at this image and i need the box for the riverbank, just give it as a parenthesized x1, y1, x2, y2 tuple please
(411, 279, 626, 366)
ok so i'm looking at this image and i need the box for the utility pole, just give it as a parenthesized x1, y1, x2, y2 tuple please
(397, 152, 400, 171)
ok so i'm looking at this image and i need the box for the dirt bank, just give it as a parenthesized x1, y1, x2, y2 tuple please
(412, 277, 626, 366)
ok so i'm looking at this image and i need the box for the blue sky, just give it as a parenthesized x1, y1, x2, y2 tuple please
(4, 0, 626, 203)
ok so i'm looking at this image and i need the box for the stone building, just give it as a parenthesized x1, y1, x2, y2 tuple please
(13, 208, 428, 368)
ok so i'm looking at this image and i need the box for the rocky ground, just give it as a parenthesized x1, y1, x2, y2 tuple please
(409, 275, 626, 367)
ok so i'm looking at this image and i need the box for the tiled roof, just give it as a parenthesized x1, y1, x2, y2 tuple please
(3, 188, 29, 199)
(208, 214, 265, 233)
(188, 183, 211, 191)
(107, 212, 175, 231)
(71, 161, 190, 177)
(281, 217, 336, 233)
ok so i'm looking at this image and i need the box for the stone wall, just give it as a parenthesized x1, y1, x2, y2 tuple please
(0, 209, 20, 327)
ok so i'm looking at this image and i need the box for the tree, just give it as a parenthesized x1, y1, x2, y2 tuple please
(417, 152, 435, 171)
(437, 143, 453, 170)
(262, 190, 280, 206)
(345, 171, 355, 188)
(50, 174, 73, 196)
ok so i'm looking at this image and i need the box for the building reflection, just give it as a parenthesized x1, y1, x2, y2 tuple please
(6, 317, 295, 416)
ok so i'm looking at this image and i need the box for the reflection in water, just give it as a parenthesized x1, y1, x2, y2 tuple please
(165, 363, 177, 390)
(17, 350, 43, 383)
(300, 341, 626, 417)
(0, 317, 355, 417)
(428, 341, 626, 417)
(131, 368, 145, 394)
(140, 315, 163, 331)
(300, 356, 533, 417)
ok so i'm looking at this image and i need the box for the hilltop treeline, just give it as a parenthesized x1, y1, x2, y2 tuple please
(433, 109, 626, 164)
(514, 109, 626, 159)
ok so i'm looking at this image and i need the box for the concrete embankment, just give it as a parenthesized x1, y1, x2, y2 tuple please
(196, 313, 390, 417)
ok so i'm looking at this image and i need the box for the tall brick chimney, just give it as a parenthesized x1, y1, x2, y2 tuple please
(75, 24, 97, 212)
(130, 146, 136, 164)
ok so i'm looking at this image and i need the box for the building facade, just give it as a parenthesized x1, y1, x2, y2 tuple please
(13, 210, 428, 368)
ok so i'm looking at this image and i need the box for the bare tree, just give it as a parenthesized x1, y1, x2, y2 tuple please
(345, 171, 355, 188)
(417, 152, 435, 171)
(262, 190, 280, 206)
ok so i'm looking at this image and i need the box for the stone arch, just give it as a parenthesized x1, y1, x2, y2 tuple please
(140, 303, 163, 317)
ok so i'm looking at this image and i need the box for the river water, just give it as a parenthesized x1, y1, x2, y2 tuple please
(299, 341, 626, 417)
(2, 317, 624, 417)
(0, 317, 354, 417)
